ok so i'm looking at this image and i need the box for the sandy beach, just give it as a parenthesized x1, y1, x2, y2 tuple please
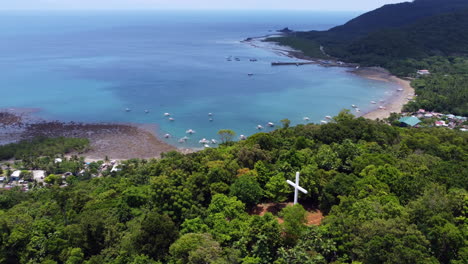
(352, 67, 414, 120)
(0, 110, 177, 160)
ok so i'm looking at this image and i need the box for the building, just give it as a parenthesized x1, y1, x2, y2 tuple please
(399, 116, 422, 127)
(417, 69, 430, 75)
(10, 170, 21, 181)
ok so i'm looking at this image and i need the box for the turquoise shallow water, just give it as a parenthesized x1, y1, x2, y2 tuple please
(0, 11, 399, 147)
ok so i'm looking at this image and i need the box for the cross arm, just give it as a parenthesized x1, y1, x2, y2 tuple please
(286, 180, 308, 194)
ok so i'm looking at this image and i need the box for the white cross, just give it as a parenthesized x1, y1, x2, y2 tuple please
(287, 172, 308, 204)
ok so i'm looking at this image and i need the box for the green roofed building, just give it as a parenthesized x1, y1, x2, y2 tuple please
(399, 116, 421, 127)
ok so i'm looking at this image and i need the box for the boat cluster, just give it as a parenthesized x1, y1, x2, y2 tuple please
(226, 56, 258, 62)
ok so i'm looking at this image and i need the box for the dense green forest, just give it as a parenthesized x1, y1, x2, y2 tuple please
(0, 137, 90, 161)
(266, 0, 468, 116)
(1, 113, 467, 263)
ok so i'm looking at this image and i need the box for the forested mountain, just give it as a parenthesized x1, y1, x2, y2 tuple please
(328, 0, 468, 39)
(1, 114, 467, 263)
(267, 0, 468, 115)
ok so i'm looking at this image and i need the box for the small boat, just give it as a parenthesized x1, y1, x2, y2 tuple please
(239, 135, 247, 140)
(397, 88, 404, 91)
(325, 116, 332, 120)
(267, 122, 274, 127)
(182, 136, 189, 140)
(204, 144, 211, 148)
(169, 117, 175, 121)
(235, 58, 240, 61)
(211, 139, 218, 144)
(125, 108, 131, 112)
(164, 113, 171, 116)
(186, 129, 196, 134)
(178, 138, 186, 143)
(370, 101, 377, 104)
(248, 73, 254, 77)
(164, 134, 171, 138)
(379, 106, 386, 110)
(208, 113, 213, 116)
(257, 125, 264, 130)
(352, 104, 358, 108)
(321, 120, 328, 124)
(199, 138, 210, 144)
(209, 118, 213, 122)
(303, 117, 310, 121)
(227, 58, 232, 61)
(355, 108, 361, 112)
(249, 58, 258, 62)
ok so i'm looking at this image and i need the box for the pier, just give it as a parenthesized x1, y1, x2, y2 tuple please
(271, 62, 315, 66)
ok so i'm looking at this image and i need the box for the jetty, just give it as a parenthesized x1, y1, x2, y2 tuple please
(271, 62, 315, 66)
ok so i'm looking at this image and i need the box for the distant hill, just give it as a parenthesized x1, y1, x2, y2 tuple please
(328, 0, 468, 39)
(266, 0, 468, 115)
(278, 0, 468, 72)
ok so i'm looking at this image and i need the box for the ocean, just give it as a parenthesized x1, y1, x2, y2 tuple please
(0, 10, 399, 147)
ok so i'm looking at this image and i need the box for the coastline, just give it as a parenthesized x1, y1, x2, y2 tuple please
(244, 36, 415, 120)
(0, 109, 178, 160)
(352, 67, 414, 120)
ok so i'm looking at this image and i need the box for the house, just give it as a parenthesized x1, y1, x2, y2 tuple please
(399, 116, 422, 127)
(435, 121, 447, 127)
(10, 170, 21, 181)
(54, 158, 63, 163)
(0, 176, 5, 183)
(417, 70, 430, 75)
(32, 170, 46, 183)
(418, 109, 426, 114)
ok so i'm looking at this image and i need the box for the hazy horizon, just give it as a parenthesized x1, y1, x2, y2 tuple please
(0, 0, 409, 12)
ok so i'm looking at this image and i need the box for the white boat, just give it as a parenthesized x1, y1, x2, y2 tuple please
(125, 108, 131, 112)
(267, 122, 274, 127)
(355, 108, 361, 112)
(178, 138, 186, 143)
(325, 116, 332, 120)
(211, 139, 218, 144)
(209, 118, 213, 122)
(397, 88, 404, 91)
(352, 104, 358, 108)
(204, 144, 211, 148)
(186, 129, 196, 134)
(239, 135, 247, 140)
(169, 117, 175, 121)
(208, 113, 213, 116)
(164, 134, 171, 138)
(144, 110, 149, 113)
(303, 117, 310, 121)
(379, 106, 386, 109)
(199, 138, 210, 144)
(257, 125, 264, 130)
(164, 113, 171, 116)
(320, 120, 328, 124)
(370, 101, 377, 104)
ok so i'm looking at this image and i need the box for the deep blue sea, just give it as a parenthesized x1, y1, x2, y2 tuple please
(0, 11, 399, 147)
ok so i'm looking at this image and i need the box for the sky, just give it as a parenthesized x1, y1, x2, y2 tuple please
(0, 0, 409, 11)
